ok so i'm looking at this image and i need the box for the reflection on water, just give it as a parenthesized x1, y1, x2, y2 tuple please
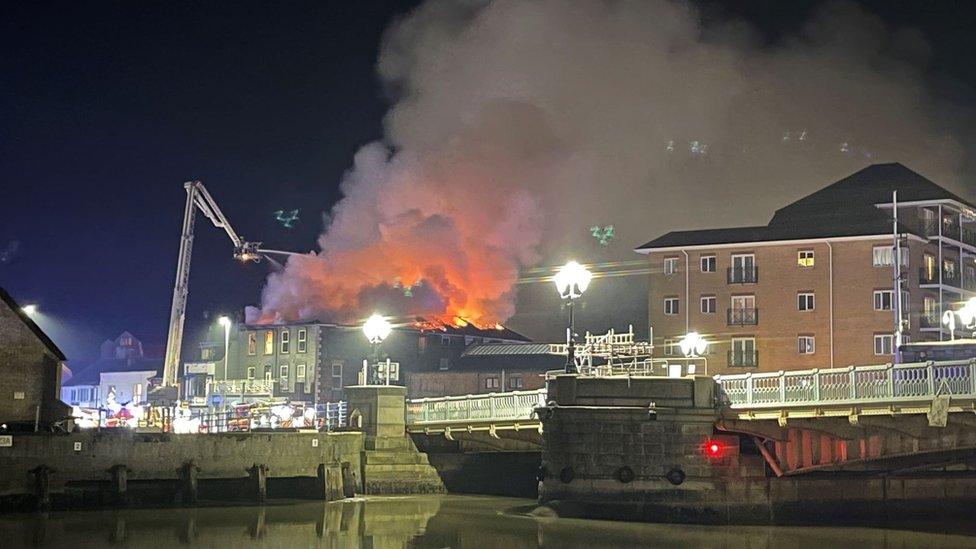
(1, 495, 976, 548)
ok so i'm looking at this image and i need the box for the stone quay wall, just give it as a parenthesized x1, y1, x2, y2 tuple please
(538, 374, 976, 525)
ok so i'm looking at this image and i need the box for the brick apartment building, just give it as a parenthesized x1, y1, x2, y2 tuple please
(637, 163, 976, 374)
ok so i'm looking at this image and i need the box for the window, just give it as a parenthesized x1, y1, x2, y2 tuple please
(797, 336, 815, 355)
(664, 257, 679, 275)
(874, 290, 894, 311)
(923, 254, 936, 281)
(418, 335, 427, 352)
(730, 338, 757, 367)
(797, 250, 815, 267)
(132, 383, 143, 404)
(247, 333, 257, 355)
(264, 366, 272, 381)
(439, 358, 450, 371)
(247, 366, 255, 380)
(945, 258, 957, 279)
(873, 246, 908, 267)
(332, 360, 343, 387)
(279, 365, 290, 391)
(700, 255, 716, 272)
(664, 297, 679, 315)
(508, 376, 524, 390)
(297, 329, 307, 353)
(797, 292, 815, 312)
(280, 330, 290, 354)
(663, 338, 677, 356)
(485, 376, 500, 390)
(730, 254, 757, 283)
(874, 334, 894, 355)
(201, 347, 215, 360)
(700, 295, 716, 314)
(264, 331, 274, 355)
(441, 336, 451, 347)
(297, 363, 306, 382)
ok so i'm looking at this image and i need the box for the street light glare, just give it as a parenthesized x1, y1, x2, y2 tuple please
(679, 331, 708, 357)
(217, 316, 232, 327)
(554, 261, 593, 300)
(22, 304, 37, 316)
(363, 313, 392, 344)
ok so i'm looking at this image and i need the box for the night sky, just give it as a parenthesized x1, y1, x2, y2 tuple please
(3, 1, 975, 362)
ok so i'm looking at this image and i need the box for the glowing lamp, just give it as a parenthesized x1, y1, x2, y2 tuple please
(363, 313, 392, 345)
(218, 316, 231, 328)
(22, 304, 37, 316)
(553, 261, 592, 300)
(704, 440, 724, 458)
(678, 332, 708, 358)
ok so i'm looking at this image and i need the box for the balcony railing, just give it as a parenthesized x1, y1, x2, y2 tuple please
(962, 227, 976, 248)
(727, 266, 758, 284)
(728, 350, 758, 368)
(211, 379, 275, 396)
(919, 267, 961, 288)
(727, 308, 758, 326)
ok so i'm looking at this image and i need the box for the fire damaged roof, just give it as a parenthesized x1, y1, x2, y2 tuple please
(420, 320, 531, 342)
(636, 163, 973, 251)
(0, 286, 66, 361)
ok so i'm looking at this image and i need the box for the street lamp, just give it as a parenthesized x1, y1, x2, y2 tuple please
(678, 331, 708, 376)
(218, 316, 232, 381)
(362, 314, 392, 384)
(21, 304, 37, 316)
(553, 261, 593, 374)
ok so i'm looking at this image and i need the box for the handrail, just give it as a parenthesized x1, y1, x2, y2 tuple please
(715, 359, 976, 409)
(406, 389, 546, 425)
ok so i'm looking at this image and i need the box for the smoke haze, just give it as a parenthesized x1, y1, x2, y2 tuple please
(253, 0, 972, 338)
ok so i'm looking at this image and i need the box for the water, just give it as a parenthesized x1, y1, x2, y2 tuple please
(2, 495, 975, 548)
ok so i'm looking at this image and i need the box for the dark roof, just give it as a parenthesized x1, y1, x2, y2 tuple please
(637, 163, 972, 251)
(463, 343, 558, 356)
(0, 286, 66, 361)
(63, 357, 163, 387)
(430, 321, 531, 342)
(243, 317, 531, 342)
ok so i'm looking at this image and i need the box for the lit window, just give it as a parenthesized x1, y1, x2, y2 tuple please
(247, 333, 257, 355)
(797, 292, 815, 312)
(700, 255, 715, 272)
(664, 297, 679, 315)
(280, 330, 290, 354)
(874, 290, 894, 311)
(264, 331, 274, 355)
(700, 296, 716, 314)
(664, 257, 679, 275)
(297, 328, 307, 353)
(874, 334, 894, 355)
(797, 336, 815, 355)
(797, 250, 814, 267)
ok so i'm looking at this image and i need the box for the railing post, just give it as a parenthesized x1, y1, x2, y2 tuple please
(887, 364, 895, 399)
(812, 369, 820, 402)
(970, 359, 976, 397)
(849, 366, 856, 400)
(927, 361, 936, 396)
(489, 395, 496, 420)
(778, 371, 786, 404)
(745, 373, 753, 405)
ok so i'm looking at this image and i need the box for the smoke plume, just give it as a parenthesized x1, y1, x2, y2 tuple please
(254, 0, 971, 335)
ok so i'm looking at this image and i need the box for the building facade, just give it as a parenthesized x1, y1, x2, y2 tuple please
(406, 343, 562, 397)
(62, 332, 161, 409)
(0, 287, 70, 428)
(637, 163, 976, 374)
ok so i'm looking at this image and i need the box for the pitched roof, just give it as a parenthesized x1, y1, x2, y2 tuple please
(462, 343, 558, 357)
(63, 357, 163, 386)
(636, 163, 972, 251)
(0, 286, 66, 361)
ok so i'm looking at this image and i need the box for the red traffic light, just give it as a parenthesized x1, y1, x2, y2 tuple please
(703, 440, 724, 458)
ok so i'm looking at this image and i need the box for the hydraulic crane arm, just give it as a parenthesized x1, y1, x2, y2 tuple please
(161, 181, 261, 388)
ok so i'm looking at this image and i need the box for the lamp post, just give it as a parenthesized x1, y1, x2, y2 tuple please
(943, 297, 976, 341)
(218, 316, 232, 381)
(362, 313, 392, 385)
(21, 304, 37, 316)
(678, 331, 708, 376)
(553, 261, 593, 374)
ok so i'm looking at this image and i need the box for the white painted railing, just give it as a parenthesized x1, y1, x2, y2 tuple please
(406, 389, 547, 425)
(715, 359, 976, 409)
(211, 379, 276, 396)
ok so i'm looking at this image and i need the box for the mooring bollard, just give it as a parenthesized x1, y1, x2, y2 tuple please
(247, 464, 268, 502)
(109, 464, 129, 505)
(28, 465, 52, 511)
(318, 463, 343, 501)
(178, 461, 200, 505)
(341, 461, 356, 498)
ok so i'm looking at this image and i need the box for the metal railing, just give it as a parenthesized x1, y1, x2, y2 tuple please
(727, 266, 758, 284)
(211, 379, 276, 396)
(727, 308, 758, 326)
(728, 350, 758, 368)
(919, 267, 960, 288)
(920, 312, 941, 329)
(715, 359, 976, 409)
(406, 389, 547, 425)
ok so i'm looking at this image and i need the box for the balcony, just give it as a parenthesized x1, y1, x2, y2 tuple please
(919, 267, 961, 288)
(727, 308, 759, 326)
(963, 227, 976, 248)
(728, 350, 758, 368)
(920, 312, 941, 329)
(727, 266, 758, 284)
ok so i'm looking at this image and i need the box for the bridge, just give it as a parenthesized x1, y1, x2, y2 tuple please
(405, 358, 976, 474)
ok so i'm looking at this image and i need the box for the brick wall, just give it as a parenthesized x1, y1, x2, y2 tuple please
(0, 302, 65, 424)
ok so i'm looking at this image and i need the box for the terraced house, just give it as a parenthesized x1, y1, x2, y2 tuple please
(637, 163, 976, 375)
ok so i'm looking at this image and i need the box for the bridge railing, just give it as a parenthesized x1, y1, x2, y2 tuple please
(406, 389, 547, 425)
(715, 359, 976, 409)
